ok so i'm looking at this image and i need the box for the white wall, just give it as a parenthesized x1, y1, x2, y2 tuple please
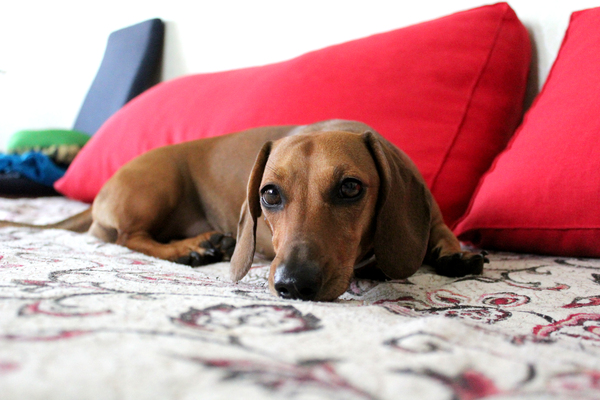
(0, 0, 598, 150)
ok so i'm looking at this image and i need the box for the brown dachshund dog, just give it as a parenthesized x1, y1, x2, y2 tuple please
(0, 120, 487, 301)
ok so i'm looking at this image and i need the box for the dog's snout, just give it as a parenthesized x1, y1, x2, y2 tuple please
(273, 251, 323, 301)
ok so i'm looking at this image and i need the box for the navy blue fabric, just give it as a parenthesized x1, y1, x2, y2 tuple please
(0, 19, 164, 197)
(73, 18, 164, 136)
(0, 153, 66, 186)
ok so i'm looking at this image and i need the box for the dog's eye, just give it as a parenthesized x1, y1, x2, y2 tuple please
(339, 179, 363, 199)
(261, 185, 282, 207)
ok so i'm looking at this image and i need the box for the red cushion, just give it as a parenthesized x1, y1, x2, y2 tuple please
(455, 6, 600, 257)
(55, 3, 530, 226)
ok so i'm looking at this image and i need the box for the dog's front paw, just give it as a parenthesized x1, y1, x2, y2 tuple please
(201, 232, 236, 261)
(175, 250, 215, 267)
(433, 251, 489, 277)
(175, 232, 236, 267)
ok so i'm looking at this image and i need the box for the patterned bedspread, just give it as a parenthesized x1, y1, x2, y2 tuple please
(1, 197, 599, 399)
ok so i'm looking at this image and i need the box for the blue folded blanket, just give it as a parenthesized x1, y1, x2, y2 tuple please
(0, 152, 66, 186)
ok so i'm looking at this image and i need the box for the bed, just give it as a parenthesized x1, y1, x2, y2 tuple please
(1, 196, 599, 399)
(2, 3, 600, 399)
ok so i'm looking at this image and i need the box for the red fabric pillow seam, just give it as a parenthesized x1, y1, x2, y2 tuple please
(429, 3, 510, 197)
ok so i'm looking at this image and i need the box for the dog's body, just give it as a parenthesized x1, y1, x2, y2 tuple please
(0, 120, 486, 301)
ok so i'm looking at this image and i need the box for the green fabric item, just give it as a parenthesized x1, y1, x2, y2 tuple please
(7, 129, 91, 153)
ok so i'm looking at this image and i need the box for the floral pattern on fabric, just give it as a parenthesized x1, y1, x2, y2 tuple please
(1, 197, 599, 399)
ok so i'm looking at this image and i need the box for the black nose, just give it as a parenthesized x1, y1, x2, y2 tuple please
(274, 260, 323, 301)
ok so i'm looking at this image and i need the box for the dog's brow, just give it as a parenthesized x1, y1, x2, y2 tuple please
(266, 164, 284, 179)
(333, 164, 351, 178)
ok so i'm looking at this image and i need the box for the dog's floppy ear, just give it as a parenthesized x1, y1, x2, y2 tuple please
(230, 141, 272, 281)
(363, 131, 432, 279)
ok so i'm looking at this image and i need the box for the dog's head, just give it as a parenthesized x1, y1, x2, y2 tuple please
(231, 127, 431, 301)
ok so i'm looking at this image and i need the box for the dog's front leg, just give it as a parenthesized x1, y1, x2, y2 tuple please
(426, 219, 488, 277)
(118, 231, 236, 266)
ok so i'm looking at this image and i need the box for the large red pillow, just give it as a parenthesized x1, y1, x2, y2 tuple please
(454, 7, 600, 256)
(55, 3, 530, 226)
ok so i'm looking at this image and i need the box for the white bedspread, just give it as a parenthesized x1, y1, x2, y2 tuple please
(1, 197, 599, 399)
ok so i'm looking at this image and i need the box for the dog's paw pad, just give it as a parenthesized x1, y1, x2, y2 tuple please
(176, 246, 222, 267)
(204, 232, 236, 261)
(208, 233, 224, 246)
(220, 235, 236, 259)
(174, 232, 237, 267)
(433, 251, 488, 277)
(175, 251, 207, 267)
